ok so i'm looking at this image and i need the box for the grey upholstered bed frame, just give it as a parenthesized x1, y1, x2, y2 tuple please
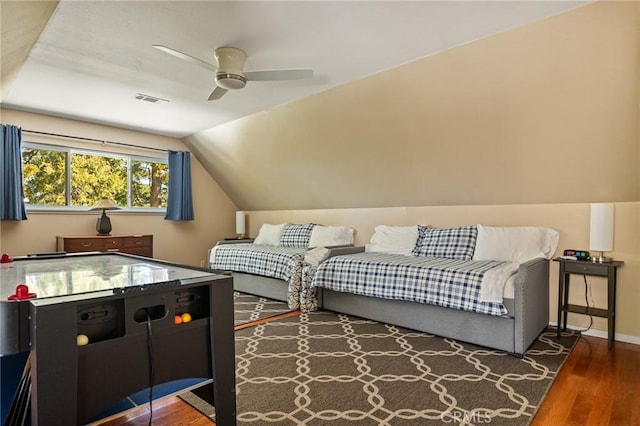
(210, 241, 549, 356)
(208, 241, 291, 302)
(318, 256, 550, 357)
(231, 271, 290, 301)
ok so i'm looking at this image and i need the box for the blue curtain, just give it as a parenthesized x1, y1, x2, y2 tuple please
(165, 151, 194, 221)
(0, 124, 27, 220)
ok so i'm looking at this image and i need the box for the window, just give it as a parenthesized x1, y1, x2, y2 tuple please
(22, 143, 168, 210)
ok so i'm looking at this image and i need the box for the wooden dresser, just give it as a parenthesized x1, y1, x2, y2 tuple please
(56, 234, 153, 257)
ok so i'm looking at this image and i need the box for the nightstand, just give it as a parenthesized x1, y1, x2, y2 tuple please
(220, 238, 254, 244)
(554, 258, 623, 349)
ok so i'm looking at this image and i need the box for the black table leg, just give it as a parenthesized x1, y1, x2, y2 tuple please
(557, 264, 564, 338)
(209, 279, 237, 425)
(607, 268, 617, 349)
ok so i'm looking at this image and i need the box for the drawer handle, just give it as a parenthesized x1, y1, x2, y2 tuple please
(107, 249, 120, 252)
(134, 240, 142, 245)
(81, 242, 92, 247)
(583, 267, 588, 271)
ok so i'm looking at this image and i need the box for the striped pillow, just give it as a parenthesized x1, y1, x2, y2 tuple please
(412, 225, 478, 260)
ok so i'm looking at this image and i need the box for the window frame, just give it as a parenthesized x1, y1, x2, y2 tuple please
(22, 142, 168, 214)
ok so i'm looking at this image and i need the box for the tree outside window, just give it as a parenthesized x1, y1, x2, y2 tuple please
(22, 147, 67, 206)
(132, 160, 168, 208)
(22, 144, 168, 209)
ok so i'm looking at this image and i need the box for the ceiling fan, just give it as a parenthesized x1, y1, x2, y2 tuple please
(153, 45, 314, 100)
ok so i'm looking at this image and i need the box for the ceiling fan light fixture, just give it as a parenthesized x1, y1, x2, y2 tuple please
(215, 73, 247, 90)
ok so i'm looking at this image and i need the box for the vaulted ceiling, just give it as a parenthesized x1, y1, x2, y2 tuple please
(1, 1, 588, 139)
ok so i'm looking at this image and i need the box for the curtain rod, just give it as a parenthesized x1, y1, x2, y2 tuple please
(22, 129, 168, 153)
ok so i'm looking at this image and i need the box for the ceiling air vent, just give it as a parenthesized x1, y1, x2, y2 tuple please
(134, 93, 169, 104)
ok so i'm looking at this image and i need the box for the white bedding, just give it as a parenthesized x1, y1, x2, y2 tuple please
(480, 262, 519, 303)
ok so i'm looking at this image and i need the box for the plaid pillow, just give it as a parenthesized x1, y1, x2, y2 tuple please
(412, 225, 477, 260)
(279, 223, 316, 248)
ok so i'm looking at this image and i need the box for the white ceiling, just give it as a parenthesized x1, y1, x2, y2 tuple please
(2, 1, 587, 139)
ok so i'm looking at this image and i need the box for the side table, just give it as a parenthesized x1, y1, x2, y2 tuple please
(554, 258, 623, 349)
(219, 238, 255, 244)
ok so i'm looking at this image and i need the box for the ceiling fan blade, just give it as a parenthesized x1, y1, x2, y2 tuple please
(152, 45, 217, 72)
(208, 86, 228, 101)
(245, 69, 313, 82)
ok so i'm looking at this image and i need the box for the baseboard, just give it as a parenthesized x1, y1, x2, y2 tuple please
(548, 322, 640, 346)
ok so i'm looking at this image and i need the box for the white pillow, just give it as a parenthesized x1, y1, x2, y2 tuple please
(308, 225, 355, 248)
(253, 223, 286, 246)
(472, 224, 560, 263)
(365, 225, 419, 256)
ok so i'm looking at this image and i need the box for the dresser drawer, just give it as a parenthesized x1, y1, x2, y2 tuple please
(123, 235, 153, 257)
(63, 238, 106, 252)
(563, 261, 608, 276)
(123, 236, 152, 249)
(124, 247, 152, 257)
(103, 237, 124, 252)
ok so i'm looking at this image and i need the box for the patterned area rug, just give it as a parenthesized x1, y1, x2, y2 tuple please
(234, 291, 292, 326)
(181, 311, 578, 425)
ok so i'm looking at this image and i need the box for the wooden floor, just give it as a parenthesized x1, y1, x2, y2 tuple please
(532, 336, 640, 426)
(99, 335, 639, 426)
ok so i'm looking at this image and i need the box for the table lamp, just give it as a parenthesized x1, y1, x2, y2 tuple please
(90, 198, 121, 236)
(589, 203, 614, 263)
(236, 211, 246, 239)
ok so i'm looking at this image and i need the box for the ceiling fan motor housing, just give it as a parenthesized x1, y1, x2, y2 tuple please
(215, 47, 248, 90)
(216, 72, 247, 90)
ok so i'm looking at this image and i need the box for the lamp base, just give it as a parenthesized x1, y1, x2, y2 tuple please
(96, 211, 112, 236)
(591, 251, 613, 263)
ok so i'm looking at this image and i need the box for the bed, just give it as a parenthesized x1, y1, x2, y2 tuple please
(208, 223, 358, 312)
(311, 224, 559, 356)
(210, 243, 306, 309)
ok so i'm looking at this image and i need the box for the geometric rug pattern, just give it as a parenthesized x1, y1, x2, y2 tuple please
(234, 291, 292, 326)
(181, 310, 578, 425)
(83, 292, 291, 424)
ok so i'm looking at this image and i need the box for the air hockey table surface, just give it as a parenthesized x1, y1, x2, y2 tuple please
(1, 252, 221, 354)
(0, 252, 236, 425)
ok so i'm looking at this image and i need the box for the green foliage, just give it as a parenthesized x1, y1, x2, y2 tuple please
(22, 148, 66, 205)
(22, 146, 168, 208)
(132, 160, 168, 207)
(71, 153, 128, 206)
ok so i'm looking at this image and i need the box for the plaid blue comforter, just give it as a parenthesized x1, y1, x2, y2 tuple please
(312, 252, 511, 316)
(209, 244, 306, 310)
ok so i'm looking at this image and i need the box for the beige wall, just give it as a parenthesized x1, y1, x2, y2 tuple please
(247, 202, 640, 343)
(0, 108, 238, 266)
(184, 1, 639, 211)
(180, 1, 640, 342)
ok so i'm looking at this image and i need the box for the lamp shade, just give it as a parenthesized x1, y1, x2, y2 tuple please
(589, 203, 614, 252)
(235, 211, 246, 235)
(88, 199, 120, 236)
(89, 198, 121, 211)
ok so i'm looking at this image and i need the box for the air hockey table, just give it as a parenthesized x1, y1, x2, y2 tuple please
(0, 252, 235, 425)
